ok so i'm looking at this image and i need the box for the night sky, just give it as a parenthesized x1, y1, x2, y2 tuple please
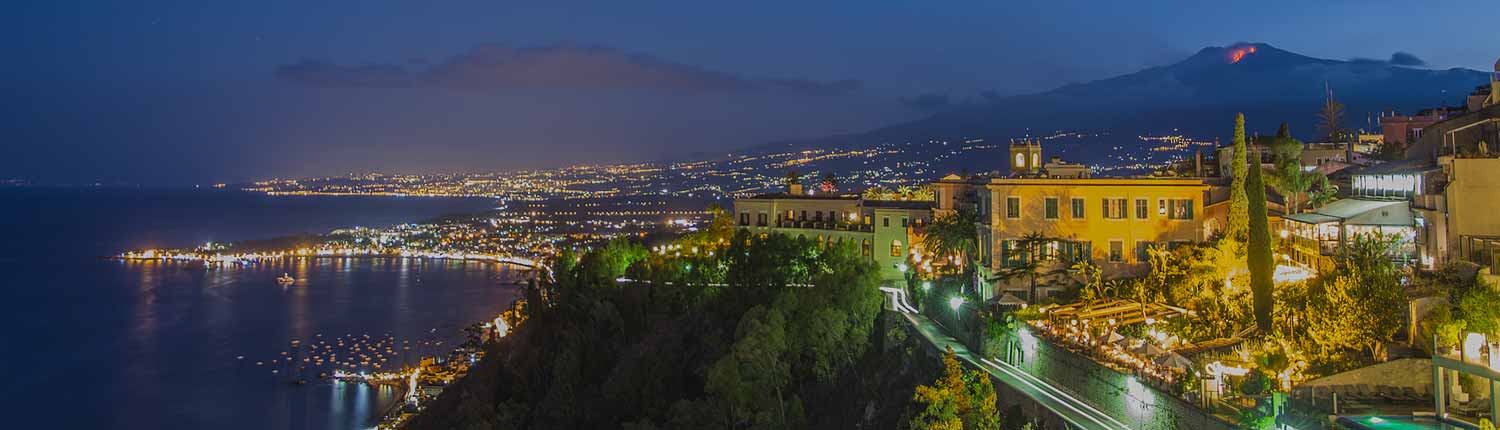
(5, 0, 1496, 185)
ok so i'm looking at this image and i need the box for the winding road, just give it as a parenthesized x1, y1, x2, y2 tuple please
(901, 312, 1132, 430)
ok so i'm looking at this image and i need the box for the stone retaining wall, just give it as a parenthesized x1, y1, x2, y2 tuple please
(1008, 329, 1234, 430)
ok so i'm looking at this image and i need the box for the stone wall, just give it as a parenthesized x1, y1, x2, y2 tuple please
(1007, 330, 1234, 430)
(903, 313, 1233, 430)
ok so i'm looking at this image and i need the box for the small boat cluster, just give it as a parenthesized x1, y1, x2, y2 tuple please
(240, 332, 453, 382)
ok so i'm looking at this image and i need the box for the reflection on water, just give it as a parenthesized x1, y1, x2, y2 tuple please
(0, 257, 521, 430)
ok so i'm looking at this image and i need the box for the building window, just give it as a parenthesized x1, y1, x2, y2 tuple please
(979, 230, 992, 267)
(882, 216, 889, 227)
(999, 240, 1015, 267)
(1044, 197, 1059, 220)
(800, 210, 807, 221)
(1167, 199, 1194, 220)
(1103, 198, 1126, 219)
(739, 212, 749, 226)
(901, 217, 909, 228)
(828, 211, 837, 221)
(1071, 198, 1085, 218)
(1015, 153, 1026, 168)
(890, 240, 903, 257)
(757, 213, 768, 226)
(1158, 199, 1167, 216)
(1135, 241, 1153, 262)
(861, 239, 872, 256)
(1135, 199, 1148, 219)
(1006, 197, 1020, 219)
(1109, 240, 1123, 262)
(814, 211, 823, 221)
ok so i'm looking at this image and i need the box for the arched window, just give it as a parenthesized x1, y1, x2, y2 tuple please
(1032, 153, 1040, 167)
(1014, 153, 1025, 167)
(890, 240, 903, 257)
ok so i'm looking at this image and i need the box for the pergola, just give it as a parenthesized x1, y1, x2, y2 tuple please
(1043, 299, 1189, 326)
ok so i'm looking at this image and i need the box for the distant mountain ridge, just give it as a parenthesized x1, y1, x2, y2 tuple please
(753, 43, 1490, 156)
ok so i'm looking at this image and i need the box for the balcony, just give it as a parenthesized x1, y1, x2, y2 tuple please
(774, 220, 873, 232)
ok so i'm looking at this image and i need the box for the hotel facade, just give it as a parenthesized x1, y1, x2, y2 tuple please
(732, 183, 932, 283)
(933, 175, 1227, 301)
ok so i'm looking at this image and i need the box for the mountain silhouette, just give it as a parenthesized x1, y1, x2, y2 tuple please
(756, 43, 1489, 156)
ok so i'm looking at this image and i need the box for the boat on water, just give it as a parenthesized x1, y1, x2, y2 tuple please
(277, 273, 295, 284)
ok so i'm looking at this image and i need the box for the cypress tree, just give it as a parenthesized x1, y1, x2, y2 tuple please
(1246, 140, 1275, 331)
(1227, 114, 1250, 242)
(1276, 122, 1290, 139)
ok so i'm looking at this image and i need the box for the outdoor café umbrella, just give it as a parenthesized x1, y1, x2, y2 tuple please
(1130, 342, 1167, 357)
(1153, 352, 1193, 370)
(996, 293, 1027, 307)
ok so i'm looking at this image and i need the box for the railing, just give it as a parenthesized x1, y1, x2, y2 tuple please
(1434, 333, 1500, 370)
(772, 220, 874, 232)
(1289, 235, 1339, 256)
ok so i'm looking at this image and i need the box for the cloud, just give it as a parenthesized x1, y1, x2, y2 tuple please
(276, 44, 859, 96)
(899, 93, 951, 111)
(1389, 51, 1426, 66)
(1347, 51, 1426, 67)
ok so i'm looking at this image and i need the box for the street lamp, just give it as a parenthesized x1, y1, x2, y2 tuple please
(922, 281, 932, 291)
(948, 296, 965, 311)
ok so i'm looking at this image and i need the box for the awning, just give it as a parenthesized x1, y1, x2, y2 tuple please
(1284, 198, 1412, 227)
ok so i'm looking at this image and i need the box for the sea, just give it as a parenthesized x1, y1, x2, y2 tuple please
(0, 188, 523, 430)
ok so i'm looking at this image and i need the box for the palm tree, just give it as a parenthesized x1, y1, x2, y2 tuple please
(922, 207, 979, 276)
(1071, 260, 1106, 305)
(1317, 84, 1346, 142)
(1270, 163, 1320, 214)
(997, 232, 1063, 302)
(1306, 177, 1339, 210)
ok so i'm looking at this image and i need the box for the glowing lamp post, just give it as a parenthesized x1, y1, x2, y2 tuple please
(948, 296, 965, 312)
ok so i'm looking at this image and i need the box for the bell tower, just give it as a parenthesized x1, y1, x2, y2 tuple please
(1487, 56, 1499, 108)
(1009, 138, 1042, 176)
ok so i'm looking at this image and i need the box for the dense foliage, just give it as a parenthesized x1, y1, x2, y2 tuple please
(906, 347, 1001, 430)
(406, 217, 944, 430)
(1262, 123, 1335, 214)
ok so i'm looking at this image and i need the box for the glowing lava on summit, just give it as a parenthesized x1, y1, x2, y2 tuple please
(1228, 45, 1258, 63)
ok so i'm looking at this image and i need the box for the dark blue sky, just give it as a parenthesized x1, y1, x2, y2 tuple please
(4, 0, 1496, 185)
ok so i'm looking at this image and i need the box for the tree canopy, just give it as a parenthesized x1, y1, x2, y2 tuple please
(907, 347, 1001, 430)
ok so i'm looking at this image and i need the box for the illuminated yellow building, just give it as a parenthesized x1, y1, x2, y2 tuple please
(732, 191, 932, 283)
(934, 175, 1226, 302)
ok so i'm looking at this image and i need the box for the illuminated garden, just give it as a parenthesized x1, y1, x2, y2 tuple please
(902, 114, 1500, 430)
